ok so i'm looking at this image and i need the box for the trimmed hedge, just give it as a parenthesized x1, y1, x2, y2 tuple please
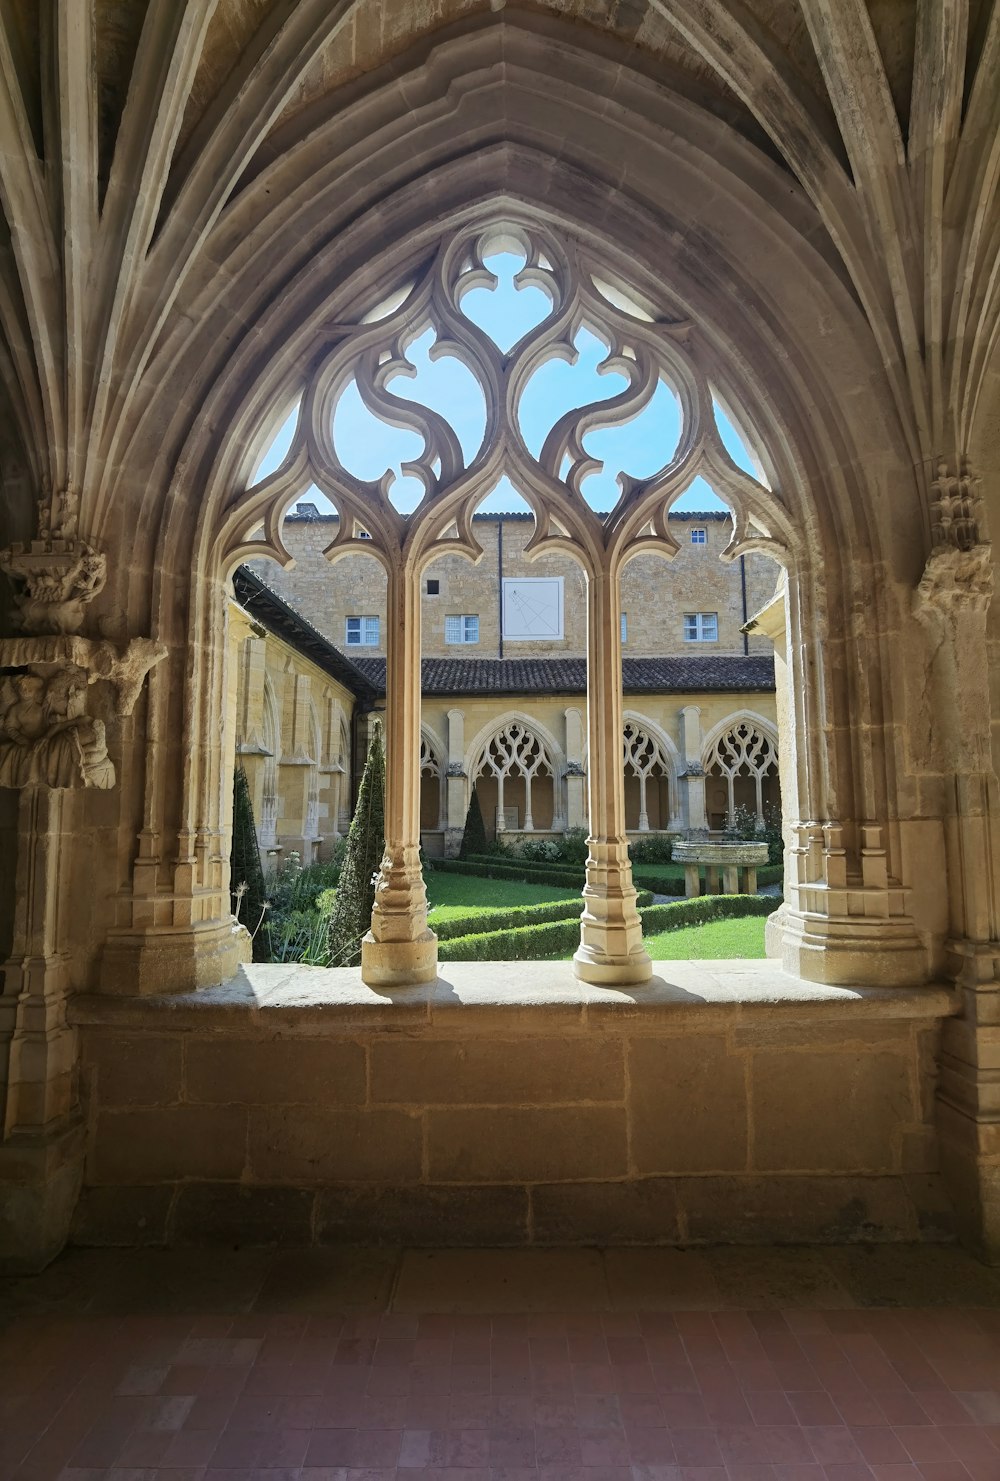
(456, 853, 686, 895)
(436, 855, 784, 898)
(431, 891, 653, 942)
(437, 892, 781, 962)
(433, 858, 584, 888)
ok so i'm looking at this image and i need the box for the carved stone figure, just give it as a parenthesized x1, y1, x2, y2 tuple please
(0, 664, 115, 789)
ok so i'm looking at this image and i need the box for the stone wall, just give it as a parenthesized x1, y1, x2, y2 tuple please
(250, 511, 779, 660)
(70, 966, 955, 1248)
(229, 603, 356, 859)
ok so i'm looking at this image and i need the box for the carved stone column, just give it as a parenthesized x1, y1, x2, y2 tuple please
(574, 563, 650, 984)
(0, 787, 85, 1268)
(361, 561, 437, 985)
(908, 485, 999, 1257)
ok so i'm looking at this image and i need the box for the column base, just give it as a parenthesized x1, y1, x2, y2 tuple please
(573, 943, 652, 986)
(361, 930, 438, 986)
(778, 911, 928, 986)
(936, 1101, 1000, 1264)
(0, 1115, 85, 1273)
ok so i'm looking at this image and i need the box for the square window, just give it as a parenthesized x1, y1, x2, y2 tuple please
(346, 615, 379, 646)
(446, 614, 479, 644)
(426, 579, 440, 595)
(684, 612, 718, 642)
(690, 527, 707, 544)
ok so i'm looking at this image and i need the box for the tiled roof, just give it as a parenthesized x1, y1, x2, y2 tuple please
(350, 655, 775, 696)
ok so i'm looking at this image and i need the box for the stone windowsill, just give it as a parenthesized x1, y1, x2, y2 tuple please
(71, 960, 958, 1030)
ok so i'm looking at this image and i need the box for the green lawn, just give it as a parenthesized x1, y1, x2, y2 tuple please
(425, 870, 580, 923)
(641, 914, 767, 959)
(632, 862, 686, 884)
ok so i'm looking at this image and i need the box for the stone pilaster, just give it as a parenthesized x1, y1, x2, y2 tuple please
(0, 789, 84, 1269)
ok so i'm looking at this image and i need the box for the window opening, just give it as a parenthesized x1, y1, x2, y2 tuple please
(690, 527, 707, 544)
(684, 612, 718, 642)
(346, 615, 379, 646)
(446, 615, 479, 644)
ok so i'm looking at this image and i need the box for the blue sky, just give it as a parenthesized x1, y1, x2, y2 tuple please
(254, 252, 759, 518)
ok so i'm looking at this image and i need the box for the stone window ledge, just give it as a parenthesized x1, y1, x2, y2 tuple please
(73, 961, 957, 1031)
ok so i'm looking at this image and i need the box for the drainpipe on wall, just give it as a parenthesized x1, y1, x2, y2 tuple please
(739, 554, 749, 656)
(497, 516, 504, 659)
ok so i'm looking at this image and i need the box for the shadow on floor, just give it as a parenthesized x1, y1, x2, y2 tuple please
(3, 1243, 1000, 1319)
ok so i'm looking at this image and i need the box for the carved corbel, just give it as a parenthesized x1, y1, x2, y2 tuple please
(0, 493, 106, 636)
(914, 459, 993, 630)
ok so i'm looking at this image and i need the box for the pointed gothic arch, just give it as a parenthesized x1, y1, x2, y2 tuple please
(621, 714, 680, 833)
(469, 716, 559, 837)
(702, 710, 780, 828)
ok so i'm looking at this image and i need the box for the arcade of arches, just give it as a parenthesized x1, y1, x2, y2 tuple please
(0, 1, 998, 1270)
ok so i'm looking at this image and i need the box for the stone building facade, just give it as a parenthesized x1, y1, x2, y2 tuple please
(253, 507, 778, 661)
(244, 509, 781, 858)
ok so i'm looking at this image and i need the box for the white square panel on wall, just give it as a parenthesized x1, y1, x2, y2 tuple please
(502, 577, 564, 640)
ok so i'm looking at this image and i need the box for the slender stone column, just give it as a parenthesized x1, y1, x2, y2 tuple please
(564, 707, 586, 830)
(574, 563, 651, 984)
(361, 560, 437, 985)
(678, 704, 707, 833)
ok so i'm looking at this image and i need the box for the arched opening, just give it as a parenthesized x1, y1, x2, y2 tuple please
(472, 719, 557, 839)
(622, 720, 675, 834)
(703, 716, 780, 831)
(419, 730, 445, 847)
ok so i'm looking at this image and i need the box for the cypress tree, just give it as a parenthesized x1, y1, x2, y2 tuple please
(327, 721, 386, 967)
(231, 765, 269, 961)
(459, 784, 488, 859)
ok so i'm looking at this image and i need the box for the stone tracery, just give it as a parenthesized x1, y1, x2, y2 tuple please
(229, 216, 794, 986)
(473, 719, 554, 834)
(703, 718, 779, 824)
(622, 720, 674, 833)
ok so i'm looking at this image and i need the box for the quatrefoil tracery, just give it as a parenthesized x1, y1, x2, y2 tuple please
(224, 217, 795, 579)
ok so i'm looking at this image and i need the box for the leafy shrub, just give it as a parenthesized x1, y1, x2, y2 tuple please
(518, 838, 563, 863)
(230, 765, 269, 960)
(558, 826, 589, 865)
(458, 787, 487, 860)
(267, 904, 336, 965)
(725, 801, 784, 865)
(628, 833, 678, 864)
(326, 723, 385, 967)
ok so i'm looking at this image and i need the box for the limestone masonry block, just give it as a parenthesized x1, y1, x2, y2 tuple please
(426, 1106, 629, 1182)
(753, 1050, 914, 1172)
(370, 1036, 624, 1104)
(184, 1038, 366, 1105)
(248, 1106, 423, 1183)
(629, 1035, 749, 1174)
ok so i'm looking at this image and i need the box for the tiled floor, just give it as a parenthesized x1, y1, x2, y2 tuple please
(2, 1245, 1000, 1481)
